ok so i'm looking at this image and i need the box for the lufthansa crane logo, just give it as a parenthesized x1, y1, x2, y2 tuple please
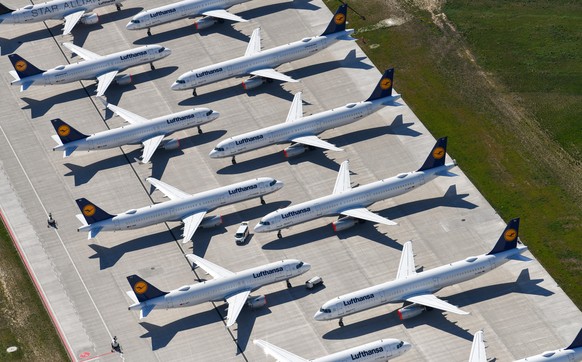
(15, 60, 27, 72)
(133, 281, 148, 295)
(504, 228, 517, 242)
(380, 78, 392, 90)
(82, 204, 96, 217)
(432, 146, 445, 160)
(57, 125, 70, 137)
(334, 13, 345, 25)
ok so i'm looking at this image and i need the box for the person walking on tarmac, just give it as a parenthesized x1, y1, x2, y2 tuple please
(111, 336, 121, 353)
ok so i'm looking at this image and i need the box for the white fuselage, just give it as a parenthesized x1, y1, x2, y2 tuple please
(314, 246, 528, 321)
(78, 177, 283, 233)
(313, 339, 411, 362)
(126, 0, 248, 30)
(129, 259, 311, 311)
(11, 45, 171, 88)
(171, 30, 354, 90)
(54, 108, 218, 153)
(0, 0, 123, 24)
(210, 97, 397, 158)
(514, 348, 582, 362)
(255, 163, 455, 233)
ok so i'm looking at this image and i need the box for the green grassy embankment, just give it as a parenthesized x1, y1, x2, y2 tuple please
(323, 0, 582, 307)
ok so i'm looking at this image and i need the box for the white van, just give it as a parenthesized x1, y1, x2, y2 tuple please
(234, 222, 250, 244)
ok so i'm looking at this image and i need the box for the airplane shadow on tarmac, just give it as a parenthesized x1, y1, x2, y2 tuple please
(262, 184, 477, 251)
(139, 283, 314, 352)
(63, 130, 225, 186)
(0, 7, 142, 54)
(215, 114, 419, 175)
(88, 200, 291, 268)
(21, 66, 178, 118)
(321, 268, 552, 341)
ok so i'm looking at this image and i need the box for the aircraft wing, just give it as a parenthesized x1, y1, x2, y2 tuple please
(95, 70, 119, 97)
(469, 331, 487, 362)
(396, 241, 417, 279)
(140, 135, 165, 164)
(181, 211, 206, 243)
(333, 160, 351, 194)
(186, 254, 235, 279)
(291, 135, 343, 152)
(285, 92, 303, 123)
(63, 42, 101, 61)
(245, 28, 261, 57)
(225, 290, 251, 327)
(340, 207, 397, 226)
(254, 340, 310, 362)
(146, 177, 190, 200)
(250, 68, 298, 83)
(406, 293, 469, 315)
(202, 9, 248, 23)
(62, 10, 85, 35)
(106, 103, 148, 124)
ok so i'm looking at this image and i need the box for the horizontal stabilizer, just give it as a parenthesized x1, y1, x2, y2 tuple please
(126, 290, 138, 304)
(88, 226, 103, 239)
(8, 70, 19, 80)
(21, 82, 33, 92)
(507, 253, 531, 262)
(140, 304, 155, 319)
(51, 135, 63, 146)
(63, 146, 78, 158)
(75, 214, 88, 227)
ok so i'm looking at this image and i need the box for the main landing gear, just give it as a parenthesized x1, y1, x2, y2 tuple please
(116, 4, 122, 11)
(147, 28, 152, 36)
(339, 318, 344, 327)
(197, 126, 203, 134)
(277, 230, 282, 239)
(231, 156, 237, 165)
(260, 196, 266, 205)
(286, 280, 292, 289)
(150, 62, 155, 71)
(192, 89, 198, 97)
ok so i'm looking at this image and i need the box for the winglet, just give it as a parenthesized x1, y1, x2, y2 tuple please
(487, 218, 520, 255)
(366, 68, 395, 102)
(566, 328, 582, 350)
(245, 28, 262, 57)
(417, 137, 448, 171)
(8, 54, 44, 79)
(75, 198, 115, 225)
(126, 275, 168, 303)
(51, 119, 88, 145)
(321, 4, 348, 36)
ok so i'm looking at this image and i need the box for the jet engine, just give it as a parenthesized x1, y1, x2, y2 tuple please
(397, 304, 426, 320)
(160, 138, 180, 150)
(242, 76, 265, 91)
(115, 74, 132, 85)
(331, 217, 358, 232)
(80, 13, 99, 25)
(283, 144, 309, 158)
(194, 17, 217, 30)
(199, 215, 222, 229)
(246, 295, 267, 309)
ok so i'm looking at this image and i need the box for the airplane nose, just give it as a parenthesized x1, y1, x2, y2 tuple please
(302, 262, 311, 272)
(171, 82, 180, 91)
(209, 149, 219, 158)
(126, 21, 135, 30)
(253, 222, 265, 233)
(210, 110, 220, 120)
(313, 310, 324, 321)
(164, 48, 172, 56)
(403, 342, 412, 352)
(274, 180, 284, 190)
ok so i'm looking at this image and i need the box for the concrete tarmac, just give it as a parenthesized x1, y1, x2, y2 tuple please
(0, 0, 579, 361)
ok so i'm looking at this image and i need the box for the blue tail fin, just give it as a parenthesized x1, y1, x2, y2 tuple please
(566, 328, 582, 350)
(127, 275, 168, 303)
(8, 54, 44, 79)
(51, 119, 88, 144)
(487, 218, 520, 255)
(0, 3, 14, 14)
(366, 68, 395, 101)
(75, 198, 114, 224)
(417, 137, 448, 171)
(321, 4, 348, 36)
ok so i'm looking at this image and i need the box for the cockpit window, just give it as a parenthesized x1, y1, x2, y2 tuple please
(319, 307, 331, 313)
(269, 180, 277, 186)
(259, 220, 270, 226)
(397, 341, 404, 348)
(214, 147, 224, 152)
(176, 79, 186, 84)
(206, 110, 213, 116)
(158, 47, 165, 53)
(131, 19, 140, 24)
(296, 261, 304, 269)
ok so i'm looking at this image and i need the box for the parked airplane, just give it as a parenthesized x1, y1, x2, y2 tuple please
(51, 103, 219, 163)
(209, 68, 401, 164)
(171, 4, 354, 96)
(314, 218, 529, 327)
(8, 42, 171, 96)
(514, 327, 582, 362)
(254, 338, 411, 362)
(75, 176, 283, 242)
(126, 0, 251, 36)
(255, 137, 455, 238)
(126, 254, 311, 327)
(0, 0, 123, 35)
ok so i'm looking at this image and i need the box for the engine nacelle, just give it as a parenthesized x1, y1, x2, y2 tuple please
(194, 17, 217, 30)
(332, 217, 358, 232)
(80, 13, 99, 25)
(199, 215, 222, 229)
(242, 76, 265, 91)
(283, 143, 309, 158)
(397, 304, 426, 320)
(246, 295, 267, 309)
(115, 74, 132, 86)
(160, 138, 180, 150)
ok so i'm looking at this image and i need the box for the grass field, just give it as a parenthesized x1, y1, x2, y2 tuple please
(323, 0, 582, 306)
(0, 220, 68, 361)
